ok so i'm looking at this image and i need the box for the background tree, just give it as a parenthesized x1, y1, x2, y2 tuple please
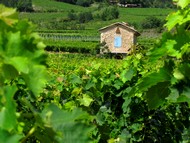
(141, 16, 163, 29)
(76, 0, 93, 7)
(78, 11, 93, 23)
(0, 0, 33, 11)
(120, 0, 127, 6)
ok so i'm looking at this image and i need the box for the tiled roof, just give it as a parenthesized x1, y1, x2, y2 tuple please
(99, 22, 140, 36)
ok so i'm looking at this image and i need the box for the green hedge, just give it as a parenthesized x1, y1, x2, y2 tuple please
(45, 40, 99, 54)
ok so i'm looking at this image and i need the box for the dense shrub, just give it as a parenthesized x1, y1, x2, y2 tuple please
(55, 0, 77, 4)
(141, 16, 163, 29)
(67, 9, 77, 21)
(96, 6, 119, 21)
(0, 0, 33, 12)
(67, 10, 93, 23)
(17, 0, 33, 12)
(76, 0, 93, 7)
(55, 0, 93, 7)
(94, 0, 106, 2)
(128, 22, 140, 30)
(78, 11, 93, 23)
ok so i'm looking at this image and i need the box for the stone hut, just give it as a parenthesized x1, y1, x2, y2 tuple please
(99, 22, 140, 54)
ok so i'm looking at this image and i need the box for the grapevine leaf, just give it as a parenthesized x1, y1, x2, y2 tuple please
(41, 104, 94, 143)
(130, 123, 143, 133)
(179, 63, 190, 79)
(9, 57, 29, 74)
(78, 94, 94, 107)
(145, 82, 170, 109)
(181, 43, 190, 58)
(70, 74, 82, 85)
(113, 80, 123, 90)
(132, 68, 170, 94)
(41, 104, 92, 124)
(0, 86, 17, 131)
(34, 127, 58, 143)
(23, 65, 47, 97)
(5, 32, 22, 57)
(64, 101, 76, 111)
(120, 68, 135, 83)
(0, 129, 22, 143)
(177, 87, 190, 104)
(150, 40, 177, 63)
(85, 80, 95, 90)
(177, 0, 190, 9)
(15, 20, 34, 35)
(166, 40, 180, 58)
(72, 87, 82, 95)
(0, 5, 18, 25)
(122, 96, 131, 113)
(165, 11, 183, 31)
(166, 88, 179, 102)
(119, 129, 131, 143)
(177, 95, 189, 103)
(108, 138, 115, 143)
(2, 64, 18, 80)
(181, 87, 190, 98)
(96, 112, 105, 125)
(182, 13, 190, 25)
(173, 69, 184, 80)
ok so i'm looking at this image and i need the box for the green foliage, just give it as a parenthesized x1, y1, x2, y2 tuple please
(44, 40, 98, 53)
(67, 10, 93, 23)
(41, 104, 94, 143)
(17, 0, 33, 12)
(76, 0, 93, 7)
(79, 11, 93, 23)
(130, 0, 190, 109)
(0, 0, 33, 12)
(45, 0, 190, 142)
(2, 0, 188, 142)
(54, 0, 93, 7)
(141, 16, 164, 29)
(46, 50, 190, 142)
(0, 5, 94, 143)
(95, 6, 119, 21)
(67, 9, 77, 21)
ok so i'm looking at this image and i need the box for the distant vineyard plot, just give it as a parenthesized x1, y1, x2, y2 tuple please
(40, 33, 99, 42)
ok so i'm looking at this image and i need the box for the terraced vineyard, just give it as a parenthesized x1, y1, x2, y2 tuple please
(18, 0, 175, 54)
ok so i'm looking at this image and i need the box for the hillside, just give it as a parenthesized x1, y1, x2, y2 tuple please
(32, 0, 93, 12)
(18, 0, 175, 53)
(19, 0, 174, 34)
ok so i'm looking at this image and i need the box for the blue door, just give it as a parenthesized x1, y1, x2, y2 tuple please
(114, 36, 122, 48)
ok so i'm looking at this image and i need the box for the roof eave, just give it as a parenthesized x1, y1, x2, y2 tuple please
(99, 22, 141, 36)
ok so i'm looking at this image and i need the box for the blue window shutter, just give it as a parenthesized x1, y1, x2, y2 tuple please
(114, 36, 122, 48)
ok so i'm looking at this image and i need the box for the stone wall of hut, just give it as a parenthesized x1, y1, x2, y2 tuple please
(100, 26, 135, 53)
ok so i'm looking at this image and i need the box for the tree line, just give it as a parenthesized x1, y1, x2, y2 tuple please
(0, 0, 33, 11)
(0, 0, 175, 12)
(119, 0, 174, 8)
(55, 0, 175, 8)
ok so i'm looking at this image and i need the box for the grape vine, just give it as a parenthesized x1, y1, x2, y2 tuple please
(0, 5, 94, 143)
